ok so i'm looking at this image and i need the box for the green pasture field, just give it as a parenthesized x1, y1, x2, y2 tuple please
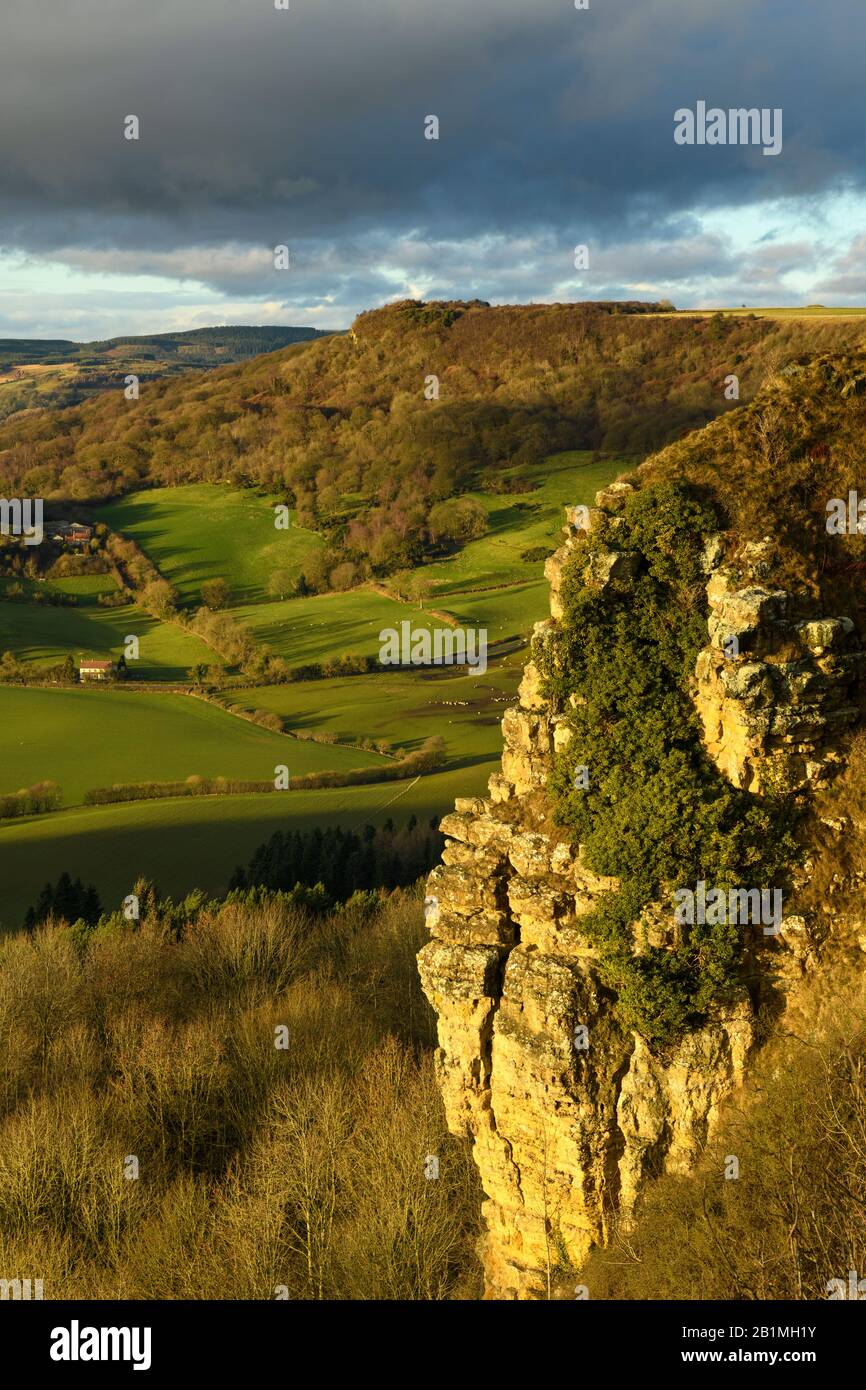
(0, 686, 385, 805)
(442, 581, 549, 640)
(97, 484, 324, 605)
(0, 598, 220, 678)
(227, 655, 523, 758)
(0, 573, 120, 602)
(0, 760, 494, 930)
(0, 448, 617, 928)
(235, 588, 455, 665)
(418, 452, 624, 596)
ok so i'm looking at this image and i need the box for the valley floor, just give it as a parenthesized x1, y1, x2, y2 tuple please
(0, 451, 614, 926)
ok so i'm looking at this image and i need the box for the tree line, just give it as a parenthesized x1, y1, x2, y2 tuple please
(4, 298, 851, 595)
(23, 815, 443, 929)
(81, 737, 446, 806)
(0, 780, 62, 820)
(228, 818, 443, 902)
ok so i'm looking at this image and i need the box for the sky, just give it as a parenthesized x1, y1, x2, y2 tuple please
(1, 0, 865, 339)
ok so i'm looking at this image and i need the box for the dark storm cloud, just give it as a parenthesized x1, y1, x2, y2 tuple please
(1, 0, 864, 318)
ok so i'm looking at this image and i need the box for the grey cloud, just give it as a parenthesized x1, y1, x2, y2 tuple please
(1, 0, 864, 328)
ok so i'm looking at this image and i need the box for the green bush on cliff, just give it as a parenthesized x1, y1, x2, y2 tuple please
(541, 481, 797, 1041)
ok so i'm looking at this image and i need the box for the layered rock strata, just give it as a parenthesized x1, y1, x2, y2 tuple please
(418, 482, 862, 1298)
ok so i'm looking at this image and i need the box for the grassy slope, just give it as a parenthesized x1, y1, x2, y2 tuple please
(228, 657, 523, 757)
(0, 765, 485, 928)
(0, 450, 622, 924)
(0, 600, 220, 677)
(0, 573, 120, 600)
(235, 588, 460, 662)
(237, 451, 616, 652)
(97, 484, 324, 604)
(0, 686, 384, 805)
(422, 453, 619, 593)
(411, 452, 619, 638)
(237, 584, 554, 663)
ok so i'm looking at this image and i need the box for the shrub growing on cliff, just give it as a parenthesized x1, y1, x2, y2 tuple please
(541, 481, 797, 1041)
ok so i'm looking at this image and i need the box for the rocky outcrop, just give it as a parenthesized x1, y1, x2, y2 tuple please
(695, 562, 860, 793)
(418, 485, 862, 1299)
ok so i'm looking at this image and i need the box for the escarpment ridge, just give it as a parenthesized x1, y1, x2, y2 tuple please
(419, 355, 866, 1298)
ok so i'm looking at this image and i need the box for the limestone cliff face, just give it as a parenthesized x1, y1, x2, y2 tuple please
(418, 482, 862, 1299)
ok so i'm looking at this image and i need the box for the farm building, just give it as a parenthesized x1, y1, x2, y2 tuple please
(78, 658, 115, 682)
(52, 521, 92, 546)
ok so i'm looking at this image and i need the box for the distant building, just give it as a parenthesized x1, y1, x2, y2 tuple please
(52, 521, 92, 546)
(78, 658, 115, 682)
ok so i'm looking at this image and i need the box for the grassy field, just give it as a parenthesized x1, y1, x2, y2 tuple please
(0, 449, 624, 926)
(0, 686, 385, 806)
(98, 484, 324, 605)
(0, 641, 520, 924)
(0, 762, 493, 929)
(235, 588, 460, 664)
(0, 573, 120, 601)
(237, 452, 622, 655)
(443, 581, 549, 640)
(227, 656, 523, 757)
(419, 452, 623, 596)
(0, 599, 220, 677)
